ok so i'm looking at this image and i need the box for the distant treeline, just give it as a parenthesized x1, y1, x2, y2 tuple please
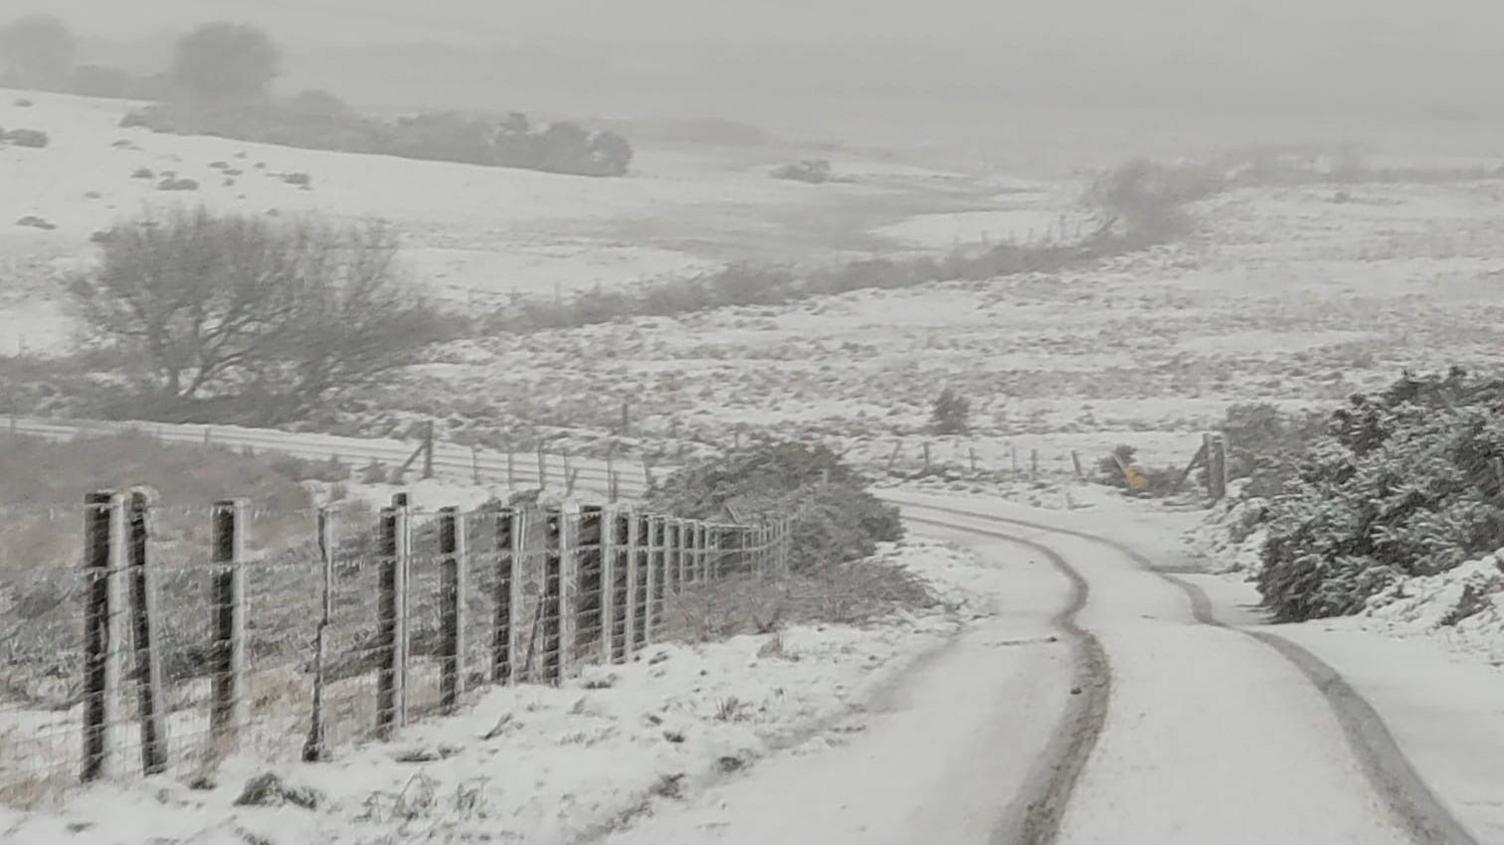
(122, 103, 633, 177)
(0, 15, 632, 178)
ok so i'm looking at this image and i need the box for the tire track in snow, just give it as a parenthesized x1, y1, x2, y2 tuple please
(899, 500, 1481, 845)
(903, 514, 1110, 845)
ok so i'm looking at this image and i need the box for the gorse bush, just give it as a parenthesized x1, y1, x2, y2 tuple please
(1217, 403, 1328, 498)
(1257, 369, 1504, 621)
(930, 387, 971, 435)
(646, 442, 902, 571)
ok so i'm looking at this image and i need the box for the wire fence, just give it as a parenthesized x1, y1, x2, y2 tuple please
(0, 492, 789, 804)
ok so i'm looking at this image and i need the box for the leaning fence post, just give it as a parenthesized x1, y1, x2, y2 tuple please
(1209, 434, 1229, 501)
(1071, 449, 1084, 478)
(376, 499, 410, 737)
(82, 492, 127, 783)
(303, 507, 335, 762)
(438, 507, 468, 712)
(210, 498, 247, 758)
(126, 490, 168, 775)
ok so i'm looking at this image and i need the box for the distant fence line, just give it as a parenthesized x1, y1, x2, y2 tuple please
(3, 416, 1228, 500)
(4, 416, 655, 501)
(7, 490, 788, 795)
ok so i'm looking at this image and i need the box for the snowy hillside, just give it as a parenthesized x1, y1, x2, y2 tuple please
(0, 88, 1012, 342)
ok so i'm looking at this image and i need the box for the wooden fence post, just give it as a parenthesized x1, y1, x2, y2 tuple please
(610, 509, 631, 663)
(696, 522, 709, 582)
(492, 507, 516, 684)
(642, 457, 655, 491)
(601, 507, 620, 663)
(968, 447, 978, 474)
(1071, 450, 1084, 478)
(126, 491, 167, 775)
(1209, 434, 1229, 501)
(304, 507, 335, 762)
(664, 519, 681, 595)
(82, 492, 126, 783)
(624, 512, 641, 656)
(376, 499, 410, 737)
(537, 446, 548, 489)
(422, 421, 436, 479)
(708, 526, 723, 581)
(922, 442, 932, 473)
(542, 507, 564, 684)
(210, 499, 247, 757)
(438, 507, 468, 712)
(471, 446, 481, 485)
(886, 442, 903, 473)
(506, 450, 516, 488)
(645, 516, 663, 643)
(575, 506, 605, 664)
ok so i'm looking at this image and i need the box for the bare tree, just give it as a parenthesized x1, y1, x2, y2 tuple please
(170, 22, 280, 106)
(72, 209, 442, 422)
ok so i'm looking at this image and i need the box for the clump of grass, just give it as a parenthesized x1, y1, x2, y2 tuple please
(660, 561, 936, 644)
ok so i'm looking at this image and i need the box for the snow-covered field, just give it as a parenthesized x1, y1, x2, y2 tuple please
(0, 89, 1004, 355)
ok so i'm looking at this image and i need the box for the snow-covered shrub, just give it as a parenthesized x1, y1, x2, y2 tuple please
(156, 176, 199, 191)
(929, 387, 971, 436)
(647, 441, 902, 571)
(1083, 158, 1226, 244)
(1258, 369, 1504, 621)
(1217, 403, 1327, 498)
(1, 128, 48, 148)
(771, 159, 834, 183)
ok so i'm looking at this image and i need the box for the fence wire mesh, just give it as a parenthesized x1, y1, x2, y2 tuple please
(0, 493, 790, 805)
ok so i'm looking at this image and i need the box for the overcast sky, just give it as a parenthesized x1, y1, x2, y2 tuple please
(11, 0, 1504, 52)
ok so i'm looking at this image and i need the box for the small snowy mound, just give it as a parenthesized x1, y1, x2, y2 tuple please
(1364, 552, 1504, 636)
(1186, 480, 1269, 574)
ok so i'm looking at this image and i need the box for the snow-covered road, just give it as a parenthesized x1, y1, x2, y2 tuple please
(603, 496, 1482, 845)
(602, 526, 1079, 845)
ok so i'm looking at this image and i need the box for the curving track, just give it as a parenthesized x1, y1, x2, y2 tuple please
(896, 498, 1479, 845)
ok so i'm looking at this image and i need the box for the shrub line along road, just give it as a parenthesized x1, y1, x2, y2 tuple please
(6, 417, 1482, 843)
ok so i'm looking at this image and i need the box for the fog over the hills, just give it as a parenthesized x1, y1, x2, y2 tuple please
(11, 0, 1504, 166)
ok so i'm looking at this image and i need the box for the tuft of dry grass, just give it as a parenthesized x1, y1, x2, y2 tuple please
(659, 560, 937, 644)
